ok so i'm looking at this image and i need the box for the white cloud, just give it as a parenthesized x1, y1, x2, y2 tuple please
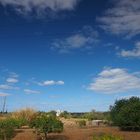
(6, 78, 18, 83)
(51, 26, 99, 53)
(9, 72, 19, 78)
(24, 89, 41, 94)
(98, 0, 140, 38)
(0, 84, 19, 90)
(88, 68, 140, 94)
(120, 42, 140, 58)
(0, 92, 10, 97)
(56, 81, 65, 85)
(0, 0, 80, 16)
(39, 80, 64, 86)
(118, 95, 140, 100)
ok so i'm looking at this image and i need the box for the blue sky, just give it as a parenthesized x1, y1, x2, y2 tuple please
(0, 0, 140, 112)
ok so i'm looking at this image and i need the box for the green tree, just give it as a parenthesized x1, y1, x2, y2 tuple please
(110, 96, 140, 131)
(30, 114, 63, 140)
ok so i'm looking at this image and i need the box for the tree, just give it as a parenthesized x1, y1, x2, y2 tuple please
(30, 114, 63, 140)
(110, 96, 140, 131)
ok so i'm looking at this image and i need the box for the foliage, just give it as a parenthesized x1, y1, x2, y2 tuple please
(0, 118, 22, 140)
(30, 114, 63, 140)
(77, 120, 86, 128)
(110, 97, 140, 131)
(82, 111, 106, 121)
(93, 134, 123, 140)
(46, 111, 57, 118)
(59, 110, 108, 120)
(60, 111, 71, 119)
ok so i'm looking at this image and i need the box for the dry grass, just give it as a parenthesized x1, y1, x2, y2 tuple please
(0, 116, 6, 120)
(11, 108, 37, 121)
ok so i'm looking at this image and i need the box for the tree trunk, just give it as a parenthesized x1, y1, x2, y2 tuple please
(44, 132, 48, 140)
(4, 133, 7, 140)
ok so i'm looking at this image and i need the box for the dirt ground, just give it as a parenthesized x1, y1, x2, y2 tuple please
(11, 118, 140, 140)
(12, 126, 140, 140)
(12, 129, 37, 140)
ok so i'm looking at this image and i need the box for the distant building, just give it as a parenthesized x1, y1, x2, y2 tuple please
(91, 120, 104, 126)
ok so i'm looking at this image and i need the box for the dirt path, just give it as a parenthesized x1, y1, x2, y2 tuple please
(12, 129, 37, 140)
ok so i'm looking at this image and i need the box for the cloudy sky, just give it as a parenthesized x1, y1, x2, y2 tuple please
(0, 0, 140, 112)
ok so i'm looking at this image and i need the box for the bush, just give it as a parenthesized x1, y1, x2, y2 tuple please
(77, 120, 86, 128)
(93, 134, 123, 140)
(47, 111, 57, 117)
(0, 118, 21, 140)
(30, 114, 63, 140)
(59, 111, 71, 119)
(110, 97, 140, 131)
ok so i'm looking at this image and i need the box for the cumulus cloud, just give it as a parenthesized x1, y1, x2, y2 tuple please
(39, 80, 64, 86)
(120, 42, 140, 58)
(24, 89, 41, 94)
(88, 68, 140, 94)
(0, 92, 10, 96)
(98, 0, 140, 38)
(0, 0, 80, 16)
(6, 78, 18, 83)
(51, 26, 99, 53)
(0, 84, 19, 90)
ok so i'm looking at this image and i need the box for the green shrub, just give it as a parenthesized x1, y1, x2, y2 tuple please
(15, 118, 28, 128)
(60, 111, 71, 119)
(46, 111, 57, 118)
(93, 134, 123, 140)
(30, 114, 63, 140)
(0, 118, 21, 140)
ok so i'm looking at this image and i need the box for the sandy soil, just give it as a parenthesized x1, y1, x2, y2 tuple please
(12, 129, 37, 140)
(12, 126, 140, 140)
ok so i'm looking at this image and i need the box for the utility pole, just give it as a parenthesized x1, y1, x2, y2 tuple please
(2, 96, 6, 113)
